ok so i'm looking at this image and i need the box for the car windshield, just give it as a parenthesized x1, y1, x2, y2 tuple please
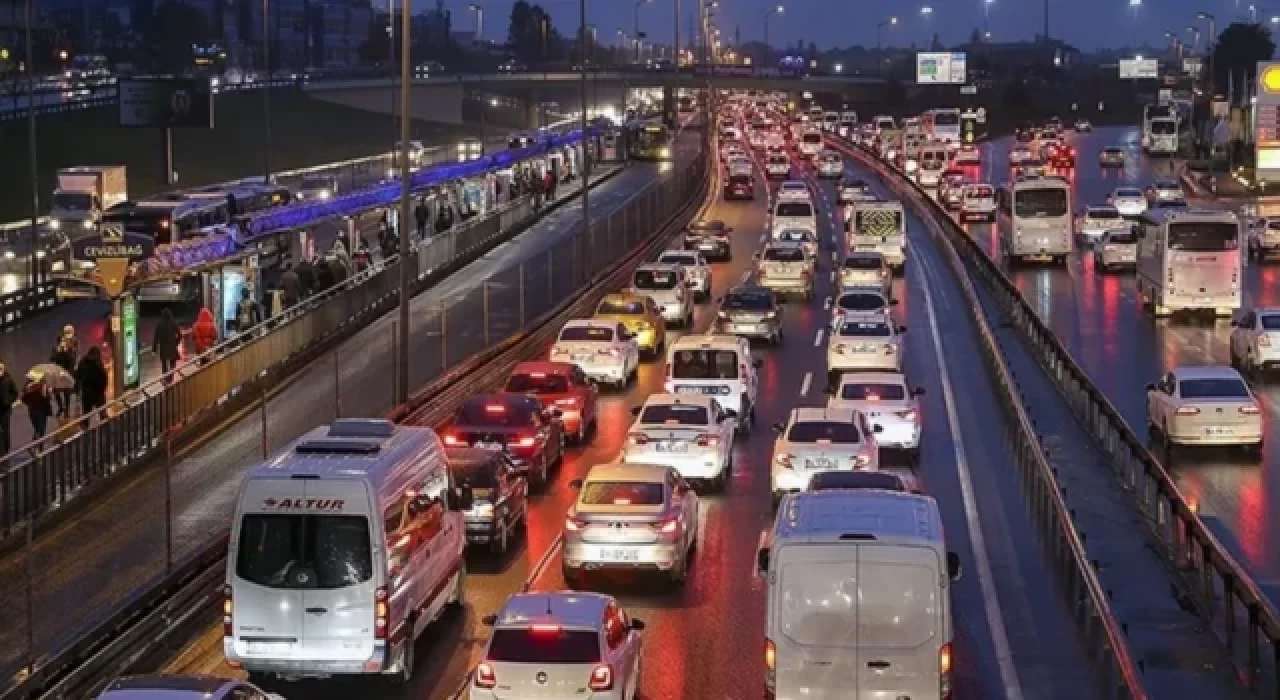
(1151, 120, 1177, 134)
(559, 325, 614, 342)
(763, 246, 805, 262)
(487, 628, 602, 663)
(505, 373, 570, 394)
(455, 402, 534, 427)
(843, 256, 883, 270)
(838, 293, 886, 311)
(640, 403, 710, 425)
(634, 269, 679, 290)
(787, 421, 861, 443)
(597, 299, 645, 315)
(724, 291, 774, 311)
(235, 515, 373, 589)
(580, 481, 665, 505)
(839, 320, 892, 337)
(671, 349, 740, 379)
(776, 202, 813, 218)
(839, 382, 908, 401)
(1179, 378, 1250, 399)
(809, 471, 907, 491)
(1261, 315, 1280, 330)
(1088, 208, 1121, 219)
(52, 192, 94, 211)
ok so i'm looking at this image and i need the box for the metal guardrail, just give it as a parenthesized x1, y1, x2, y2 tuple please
(833, 137, 1149, 698)
(0, 143, 708, 700)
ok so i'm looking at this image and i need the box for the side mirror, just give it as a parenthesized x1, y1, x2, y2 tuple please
(452, 485, 475, 511)
(569, 478, 584, 489)
(753, 359, 763, 368)
(1144, 383, 1156, 392)
(912, 386, 926, 396)
(481, 613, 498, 626)
(772, 421, 785, 433)
(896, 325, 907, 333)
(630, 618, 646, 631)
(756, 545, 771, 576)
(946, 551, 962, 582)
(872, 424, 884, 434)
(889, 299, 900, 306)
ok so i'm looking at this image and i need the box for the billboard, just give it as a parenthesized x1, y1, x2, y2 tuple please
(916, 52, 967, 84)
(1118, 58, 1159, 79)
(119, 77, 215, 128)
(1256, 62, 1280, 181)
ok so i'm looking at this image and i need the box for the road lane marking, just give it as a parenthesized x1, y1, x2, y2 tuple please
(814, 328, 825, 347)
(525, 534, 565, 591)
(915, 255, 1026, 700)
(823, 295, 833, 310)
(799, 372, 812, 397)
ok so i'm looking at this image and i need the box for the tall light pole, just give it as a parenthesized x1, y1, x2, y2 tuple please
(395, 0, 412, 404)
(24, 0, 38, 288)
(876, 16, 898, 51)
(1185, 25, 1200, 53)
(1249, 3, 1257, 22)
(1128, 0, 1140, 21)
(634, 0, 652, 62)
(469, 3, 483, 43)
(579, 0, 590, 267)
(983, 0, 993, 33)
(262, 0, 272, 183)
(919, 6, 933, 45)
(763, 4, 783, 52)
(1198, 11, 1216, 99)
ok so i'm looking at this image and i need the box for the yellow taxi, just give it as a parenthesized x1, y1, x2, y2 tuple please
(593, 291, 666, 358)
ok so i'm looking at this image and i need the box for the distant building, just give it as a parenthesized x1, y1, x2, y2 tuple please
(959, 38, 1081, 78)
(218, 0, 372, 71)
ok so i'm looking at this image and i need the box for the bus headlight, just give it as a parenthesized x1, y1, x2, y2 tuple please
(660, 147, 671, 158)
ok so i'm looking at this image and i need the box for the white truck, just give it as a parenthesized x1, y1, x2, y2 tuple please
(48, 165, 127, 233)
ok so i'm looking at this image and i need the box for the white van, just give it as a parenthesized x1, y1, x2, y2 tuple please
(757, 490, 961, 700)
(916, 142, 949, 188)
(772, 197, 818, 239)
(224, 419, 468, 684)
(663, 334, 762, 432)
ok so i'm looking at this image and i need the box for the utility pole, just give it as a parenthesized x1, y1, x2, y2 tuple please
(396, 0, 412, 404)
(262, 0, 272, 183)
(580, 0, 589, 234)
(24, 0, 38, 288)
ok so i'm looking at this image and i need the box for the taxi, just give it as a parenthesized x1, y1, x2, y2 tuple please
(594, 292, 667, 358)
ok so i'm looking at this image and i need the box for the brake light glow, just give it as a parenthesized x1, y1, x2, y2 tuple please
(475, 662, 497, 689)
(765, 638, 777, 690)
(655, 517, 680, 533)
(529, 372, 546, 378)
(775, 453, 794, 469)
(628, 432, 649, 445)
(1240, 404, 1261, 415)
(374, 586, 389, 640)
(940, 642, 953, 699)
(443, 433, 463, 446)
(597, 346, 621, 356)
(589, 664, 614, 691)
(514, 436, 537, 448)
(853, 454, 872, 469)
(565, 515, 588, 531)
(531, 624, 562, 633)
(896, 409, 917, 422)
(222, 586, 233, 636)
(555, 397, 578, 407)
(484, 404, 506, 413)
(696, 434, 721, 447)
(1176, 406, 1201, 415)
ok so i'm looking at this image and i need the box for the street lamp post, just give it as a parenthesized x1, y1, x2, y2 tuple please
(1249, 3, 1257, 22)
(395, 0, 412, 404)
(262, 0, 272, 184)
(983, 0, 994, 33)
(634, 0, 652, 63)
(876, 16, 898, 51)
(1198, 11, 1216, 99)
(1185, 25, 1200, 53)
(919, 6, 933, 45)
(469, 3, 483, 43)
(763, 4, 783, 52)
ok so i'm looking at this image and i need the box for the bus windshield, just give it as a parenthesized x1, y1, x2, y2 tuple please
(1150, 120, 1177, 135)
(933, 111, 960, 126)
(1014, 188, 1068, 218)
(1168, 222, 1239, 251)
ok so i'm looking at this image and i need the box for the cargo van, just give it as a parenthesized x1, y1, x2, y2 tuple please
(224, 419, 468, 684)
(757, 490, 961, 700)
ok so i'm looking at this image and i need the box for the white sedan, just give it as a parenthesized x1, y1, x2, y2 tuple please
(1146, 366, 1263, 454)
(832, 288, 895, 326)
(826, 316, 905, 382)
(1075, 205, 1128, 242)
(770, 407, 881, 506)
(622, 393, 735, 490)
(549, 319, 640, 389)
(1108, 187, 1148, 217)
(658, 250, 712, 301)
(828, 371, 924, 463)
(952, 144, 981, 166)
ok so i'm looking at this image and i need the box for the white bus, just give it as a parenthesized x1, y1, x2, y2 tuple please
(1146, 117, 1179, 155)
(1137, 208, 1241, 317)
(925, 108, 962, 148)
(848, 200, 907, 270)
(1141, 104, 1176, 151)
(996, 176, 1073, 265)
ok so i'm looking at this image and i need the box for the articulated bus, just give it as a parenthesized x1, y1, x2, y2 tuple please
(996, 176, 1073, 265)
(625, 121, 674, 160)
(1136, 208, 1241, 317)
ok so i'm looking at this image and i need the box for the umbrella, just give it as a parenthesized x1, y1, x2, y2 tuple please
(29, 363, 75, 391)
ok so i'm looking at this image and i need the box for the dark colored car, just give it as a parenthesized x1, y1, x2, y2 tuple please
(723, 172, 756, 200)
(503, 361, 599, 445)
(448, 447, 529, 555)
(1014, 122, 1035, 142)
(715, 285, 783, 343)
(683, 219, 733, 261)
(442, 393, 565, 488)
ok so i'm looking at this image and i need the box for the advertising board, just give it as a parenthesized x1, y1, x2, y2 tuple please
(916, 52, 967, 84)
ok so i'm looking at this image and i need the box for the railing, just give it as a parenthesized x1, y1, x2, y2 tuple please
(835, 138, 1149, 698)
(0, 144, 707, 700)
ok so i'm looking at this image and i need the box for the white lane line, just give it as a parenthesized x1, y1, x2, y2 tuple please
(823, 296, 833, 310)
(915, 256, 1026, 700)
(525, 534, 565, 591)
(799, 372, 813, 397)
(814, 328, 826, 347)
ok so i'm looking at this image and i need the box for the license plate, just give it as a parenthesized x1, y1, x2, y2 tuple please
(676, 385, 713, 395)
(598, 547, 640, 562)
(657, 442, 688, 453)
(246, 641, 292, 655)
(476, 441, 503, 450)
(1194, 297, 1212, 304)
(571, 353, 593, 362)
(733, 324, 760, 333)
(1206, 426, 1234, 436)
(805, 458, 835, 469)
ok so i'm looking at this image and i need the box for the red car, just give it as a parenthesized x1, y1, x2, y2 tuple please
(503, 361, 599, 445)
(442, 393, 565, 487)
(1043, 141, 1076, 167)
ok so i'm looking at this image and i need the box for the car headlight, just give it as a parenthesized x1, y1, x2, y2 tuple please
(48, 219, 60, 230)
(81, 219, 94, 229)
(318, 190, 331, 200)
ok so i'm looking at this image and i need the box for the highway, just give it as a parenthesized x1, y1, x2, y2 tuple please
(959, 127, 1280, 607)
(0, 134, 697, 684)
(161, 132, 1097, 698)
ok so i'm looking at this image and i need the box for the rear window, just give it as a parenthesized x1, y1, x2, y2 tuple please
(837, 293, 886, 312)
(1262, 315, 1280, 330)
(808, 471, 907, 491)
(449, 456, 501, 489)
(1179, 378, 1250, 399)
(839, 320, 891, 337)
(487, 628, 601, 664)
(640, 403, 709, 425)
(1088, 208, 1121, 219)
(597, 299, 645, 315)
(729, 174, 752, 185)
(559, 325, 614, 342)
(844, 256, 883, 270)
(965, 186, 993, 198)
(786, 421, 861, 443)
(634, 269, 679, 289)
(769, 155, 789, 164)
(235, 515, 373, 589)
(802, 133, 822, 144)
(779, 557, 938, 648)
(505, 373, 570, 394)
(776, 202, 813, 218)
(1106, 231, 1139, 244)
(672, 349, 740, 379)
(778, 230, 813, 243)
(660, 253, 698, 267)
(456, 402, 535, 427)
(580, 481, 665, 505)
(724, 291, 774, 310)
(688, 221, 724, 233)
(839, 382, 907, 401)
(763, 247, 805, 262)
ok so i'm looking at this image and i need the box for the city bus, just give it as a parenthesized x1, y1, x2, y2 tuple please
(924, 108, 963, 148)
(625, 120, 674, 160)
(1136, 208, 1241, 317)
(996, 176, 1073, 265)
(1141, 103, 1176, 151)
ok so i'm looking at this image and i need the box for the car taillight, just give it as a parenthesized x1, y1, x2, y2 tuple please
(514, 435, 537, 448)
(740, 364, 749, 377)
(475, 662, 497, 689)
(555, 397, 578, 407)
(443, 433, 463, 446)
(1104, 245, 1116, 252)
(833, 344, 846, 354)
(374, 586, 389, 639)
(1176, 406, 1200, 415)
(565, 514, 588, 531)
(1260, 335, 1272, 347)
(940, 642, 953, 699)
(853, 454, 872, 469)
(775, 453, 794, 469)
(589, 664, 614, 691)
(629, 432, 649, 445)
(222, 586, 233, 636)
(765, 638, 777, 690)
(696, 434, 721, 447)
(1241, 404, 1261, 415)
(654, 517, 680, 534)
(895, 409, 917, 421)
(884, 343, 896, 354)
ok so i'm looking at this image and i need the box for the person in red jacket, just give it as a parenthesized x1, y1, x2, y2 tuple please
(191, 307, 218, 358)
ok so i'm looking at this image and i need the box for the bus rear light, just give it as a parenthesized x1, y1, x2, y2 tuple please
(940, 642, 953, 699)
(1176, 406, 1201, 416)
(588, 664, 614, 691)
(222, 586, 234, 636)
(374, 586, 389, 640)
(1240, 404, 1261, 415)
(475, 662, 497, 689)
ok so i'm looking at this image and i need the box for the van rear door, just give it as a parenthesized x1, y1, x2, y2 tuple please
(854, 543, 945, 700)
(772, 543, 859, 700)
(299, 478, 379, 663)
(230, 477, 306, 660)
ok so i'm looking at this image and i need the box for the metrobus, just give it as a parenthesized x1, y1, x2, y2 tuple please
(995, 176, 1073, 265)
(103, 196, 232, 245)
(923, 108, 963, 147)
(1141, 104, 1176, 151)
(1136, 208, 1241, 317)
(625, 120, 674, 160)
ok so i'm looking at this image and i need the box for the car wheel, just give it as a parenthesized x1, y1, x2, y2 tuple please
(711, 466, 728, 493)
(905, 447, 920, 466)
(668, 548, 689, 586)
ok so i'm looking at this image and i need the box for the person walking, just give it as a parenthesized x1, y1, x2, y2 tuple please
(414, 199, 429, 238)
(50, 336, 76, 419)
(153, 309, 183, 375)
(280, 263, 301, 309)
(234, 287, 262, 335)
(0, 361, 18, 455)
(75, 347, 108, 417)
(21, 371, 53, 440)
(191, 307, 218, 357)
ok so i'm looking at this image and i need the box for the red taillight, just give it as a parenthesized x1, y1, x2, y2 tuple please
(589, 664, 614, 691)
(1241, 404, 1261, 415)
(696, 434, 721, 447)
(374, 586, 389, 640)
(443, 433, 463, 446)
(940, 641, 953, 699)
(514, 435, 537, 448)
(555, 397, 578, 407)
(628, 432, 649, 445)
(654, 517, 680, 534)
(765, 637, 777, 692)
(475, 662, 497, 689)
(1176, 406, 1201, 416)
(222, 586, 233, 636)
(895, 409, 917, 421)
(565, 514, 588, 531)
